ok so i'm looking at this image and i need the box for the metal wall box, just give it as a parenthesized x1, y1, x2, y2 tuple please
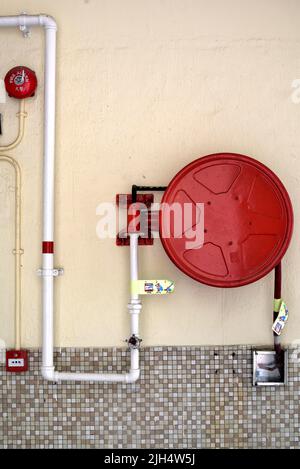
(253, 350, 288, 386)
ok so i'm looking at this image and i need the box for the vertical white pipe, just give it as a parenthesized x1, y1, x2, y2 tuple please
(129, 232, 140, 337)
(130, 233, 139, 300)
(42, 24, 57, 373)
(0, 99, 27, 152)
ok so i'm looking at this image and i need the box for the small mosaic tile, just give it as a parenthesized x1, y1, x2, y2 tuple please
(0, 346, 300, 448)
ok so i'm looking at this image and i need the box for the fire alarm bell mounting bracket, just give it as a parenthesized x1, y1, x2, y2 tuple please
(19, 12, 31, 38)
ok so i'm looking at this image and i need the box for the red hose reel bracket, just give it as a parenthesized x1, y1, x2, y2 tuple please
(116, 194, 154, 246)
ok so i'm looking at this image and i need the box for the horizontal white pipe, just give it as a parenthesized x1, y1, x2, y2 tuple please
(0, 14, 57, 30)
(43, 351, 140, 383)
(0, 14, 141, 383)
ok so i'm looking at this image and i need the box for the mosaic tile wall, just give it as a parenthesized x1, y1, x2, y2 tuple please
(0, 346, 300, 448)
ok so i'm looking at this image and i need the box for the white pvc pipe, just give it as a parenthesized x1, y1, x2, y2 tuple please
(0, 14, 141, 383)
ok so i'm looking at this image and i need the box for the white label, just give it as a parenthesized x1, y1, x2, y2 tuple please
(0, 79, 6, 103)
(8, 358, 25, 367)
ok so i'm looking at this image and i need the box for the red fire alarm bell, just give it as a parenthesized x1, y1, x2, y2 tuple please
(4, 66, 37, 99)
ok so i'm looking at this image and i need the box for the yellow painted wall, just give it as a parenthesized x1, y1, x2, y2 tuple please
(0, 0, 299, 348)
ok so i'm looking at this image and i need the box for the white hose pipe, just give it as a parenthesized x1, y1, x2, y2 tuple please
(0, 155, 23, 350)
(0, 100, 27, 152)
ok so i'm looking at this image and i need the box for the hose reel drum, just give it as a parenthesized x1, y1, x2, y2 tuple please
(160, 153, 293, 288)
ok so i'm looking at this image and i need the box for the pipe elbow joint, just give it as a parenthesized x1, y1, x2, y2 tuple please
(126, 369, 140, 383)
(41, 366, 56, 381)
(39, 14, 57, 30)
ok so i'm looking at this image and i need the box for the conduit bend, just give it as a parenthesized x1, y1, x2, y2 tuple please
(0, 100, 27, 152)
(0, 14, 141, 383)
(0, 155, 22, 350)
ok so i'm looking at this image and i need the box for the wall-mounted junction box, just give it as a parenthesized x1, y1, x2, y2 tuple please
(253, 350, 288, 386)
(6, 350, 28, 372)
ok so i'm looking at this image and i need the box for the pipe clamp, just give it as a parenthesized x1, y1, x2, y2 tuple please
(37, 267, 64, 277)
(127, 302, 142, 313)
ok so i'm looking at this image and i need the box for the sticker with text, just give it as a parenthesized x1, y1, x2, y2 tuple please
(132, 280, 175, 295)
(272, 301, 288, 336)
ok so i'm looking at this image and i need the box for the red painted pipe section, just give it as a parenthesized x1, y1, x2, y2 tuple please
(42, 241, 54, 254)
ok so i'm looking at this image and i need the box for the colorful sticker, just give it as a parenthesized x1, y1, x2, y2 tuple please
(272, 300, 288, 336)
(132, 280, 175, 295)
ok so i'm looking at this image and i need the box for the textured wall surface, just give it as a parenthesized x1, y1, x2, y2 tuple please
(1, 345, 300, 449)
(0, 0, 299, 348)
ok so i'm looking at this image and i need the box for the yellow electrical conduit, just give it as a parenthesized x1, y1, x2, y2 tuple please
(0, 99, 27, 152)
(0, 100, 26, 350)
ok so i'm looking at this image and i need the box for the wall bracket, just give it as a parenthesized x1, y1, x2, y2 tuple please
(37, 268, 64, 278)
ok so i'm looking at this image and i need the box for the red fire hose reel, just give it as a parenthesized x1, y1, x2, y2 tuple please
(160, 153, 293, 288)
(158, 153, 293, 384)
(118, 152, 293, 289)
(4, 66, 37, 99)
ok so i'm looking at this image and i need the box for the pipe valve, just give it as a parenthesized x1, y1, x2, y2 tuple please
(126, 334, 142, 350)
